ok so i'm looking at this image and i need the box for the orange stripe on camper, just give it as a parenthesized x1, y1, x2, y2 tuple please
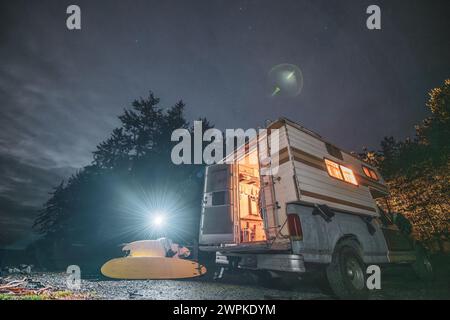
(301, 190, 377, 212)
(290, 146, 388, 192)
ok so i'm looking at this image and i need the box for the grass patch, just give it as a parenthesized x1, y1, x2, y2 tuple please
(0, 290, 94, 300)
(0, 293, 45, 300)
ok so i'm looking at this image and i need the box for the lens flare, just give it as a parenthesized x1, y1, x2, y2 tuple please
(268, 63, 303, 97)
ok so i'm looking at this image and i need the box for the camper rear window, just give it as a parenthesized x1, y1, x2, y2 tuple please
(325, 159, 358, 186)
(362, 165, 379, 181)
(212, 191, 226, 206)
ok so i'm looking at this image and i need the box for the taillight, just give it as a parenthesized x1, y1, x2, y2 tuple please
(287, 214, 303, 240)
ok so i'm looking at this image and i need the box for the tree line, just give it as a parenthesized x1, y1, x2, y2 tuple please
(360, 79, 449, 250)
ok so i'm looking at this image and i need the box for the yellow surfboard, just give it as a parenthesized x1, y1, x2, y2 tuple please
(101, 257, 207, 280)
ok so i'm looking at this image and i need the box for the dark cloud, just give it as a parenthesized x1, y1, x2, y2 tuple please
(0, 195, 38, 248)
(0, 153, 76, 248)
(0, 0, 449, 247)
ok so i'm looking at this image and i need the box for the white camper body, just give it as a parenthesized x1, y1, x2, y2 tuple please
(199, 118, 422, 298)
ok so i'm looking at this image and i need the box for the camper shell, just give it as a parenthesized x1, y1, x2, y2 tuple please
(198, 118, 423, 298)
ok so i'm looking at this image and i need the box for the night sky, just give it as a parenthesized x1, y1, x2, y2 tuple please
(0, 0, 449, 248)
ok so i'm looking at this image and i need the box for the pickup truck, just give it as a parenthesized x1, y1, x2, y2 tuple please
(198, 118, 432, 299)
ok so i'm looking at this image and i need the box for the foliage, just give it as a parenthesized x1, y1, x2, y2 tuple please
(360, 79, 450, 245)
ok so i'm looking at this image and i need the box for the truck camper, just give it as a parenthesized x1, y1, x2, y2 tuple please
(199, 118, 432, 299)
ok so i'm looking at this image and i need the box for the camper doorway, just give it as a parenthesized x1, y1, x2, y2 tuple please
(235, 147, 266, 244)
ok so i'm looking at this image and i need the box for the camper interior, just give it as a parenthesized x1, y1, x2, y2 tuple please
(236, 146, 266, 243)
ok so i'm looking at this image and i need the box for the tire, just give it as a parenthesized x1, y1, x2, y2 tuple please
(326, 239, 369, 299)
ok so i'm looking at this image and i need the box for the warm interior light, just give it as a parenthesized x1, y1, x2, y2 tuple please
(325, 159, 343, 180)
(363, 166, 372, 178)
(325, 159, 358, 185)
(340, 165, 358, 185)
(362, 165, 379, 181)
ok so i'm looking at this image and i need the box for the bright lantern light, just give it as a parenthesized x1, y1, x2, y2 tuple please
(150, 213, 165, 227)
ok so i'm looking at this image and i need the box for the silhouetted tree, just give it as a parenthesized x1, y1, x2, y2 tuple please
(33, 92, 212, 269)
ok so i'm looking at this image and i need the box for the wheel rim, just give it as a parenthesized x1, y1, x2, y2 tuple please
(345, 257, 365, 290)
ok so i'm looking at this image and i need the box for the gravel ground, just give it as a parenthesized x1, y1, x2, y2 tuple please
(2, 262, 449, 300)
(1, 272, 329, 300)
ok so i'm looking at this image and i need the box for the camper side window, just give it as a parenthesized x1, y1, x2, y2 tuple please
(362, 165, 379, 181)
(340, 166, 358, 185)
(325, 159, 343, 180)
(325, 159, 358, 186)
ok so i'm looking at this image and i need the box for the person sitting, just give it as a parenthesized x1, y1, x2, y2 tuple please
(122, 238, 190, 258)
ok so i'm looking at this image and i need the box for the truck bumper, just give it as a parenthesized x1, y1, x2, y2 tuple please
(216, 253, 306, 273)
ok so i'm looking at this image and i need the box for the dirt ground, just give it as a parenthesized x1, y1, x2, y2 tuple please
(2, 256, 449, 300)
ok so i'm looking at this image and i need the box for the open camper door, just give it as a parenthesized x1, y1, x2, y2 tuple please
(199, 164, 235, 245)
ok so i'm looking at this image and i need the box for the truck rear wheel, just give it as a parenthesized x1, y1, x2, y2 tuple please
(326, 239, 368, 299)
